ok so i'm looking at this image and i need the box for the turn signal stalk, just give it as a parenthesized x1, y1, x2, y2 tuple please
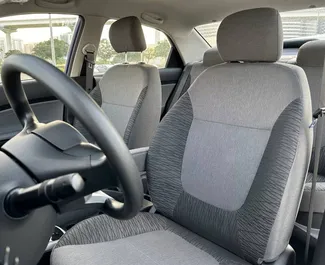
(5, 174, 84, 218)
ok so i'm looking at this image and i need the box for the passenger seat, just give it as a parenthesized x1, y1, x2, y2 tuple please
(74, 16, 162, 149)
(296, 40, 325, 229)
(164, 47, 223, 113)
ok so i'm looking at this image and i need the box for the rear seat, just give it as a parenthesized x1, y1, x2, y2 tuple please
(164, 47, 223, 113)
(295, 40, 325, 229)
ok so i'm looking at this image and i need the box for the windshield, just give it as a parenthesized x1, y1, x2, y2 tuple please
(196, 7, 325, 46)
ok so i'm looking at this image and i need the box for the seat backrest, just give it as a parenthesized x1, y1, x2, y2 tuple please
(297, 40, 325, 113)
(164, 48, 223, 113)
(74, 16, 161, 149)
(189, 47, 224, 85)
(296, 40, 325, 175)
(147, 8, 312, 265)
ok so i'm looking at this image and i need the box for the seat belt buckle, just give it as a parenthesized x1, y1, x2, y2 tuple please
(309, 107, 325, 128)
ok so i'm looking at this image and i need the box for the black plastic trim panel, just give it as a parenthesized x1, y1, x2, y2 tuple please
(65, 16, 85, 76)
(283, 38, 318, 49)
(159, 68, 182, 85)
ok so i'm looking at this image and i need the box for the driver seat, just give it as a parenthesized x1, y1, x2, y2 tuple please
(51, 8, 312, 265)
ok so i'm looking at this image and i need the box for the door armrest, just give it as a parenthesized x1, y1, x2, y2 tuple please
(130, 147, 149, 172)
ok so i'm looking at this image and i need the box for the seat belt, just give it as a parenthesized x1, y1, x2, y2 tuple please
(163, 63, 193, 116)
(312, 210, 325, 265)
(82, 44, 96, 93)
(66, 44, 96, 124)
(304, 56, 325, 265)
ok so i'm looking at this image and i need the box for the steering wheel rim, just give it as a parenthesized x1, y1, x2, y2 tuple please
(1, 54, 143, 220)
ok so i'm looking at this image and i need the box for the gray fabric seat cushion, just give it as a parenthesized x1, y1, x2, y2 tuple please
(74, 63, 161, 149)
(299, 173, 325, 214)
(306, 172, 325, 183)
(52, 213, 250, 265)
(189, 48, 224, 86)
(73, 16, 161, 149)
(171, 47, 224, 106)
(109, 16, 147, 53)
(296, 41, 325, 215)
(53, 8, 312, 265)
(300, 173, 325, 214)
(147, 8, 312, 264)
(217, 8, 282, 62)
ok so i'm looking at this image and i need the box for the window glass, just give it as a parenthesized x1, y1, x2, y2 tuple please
(196, 22, 220, 47)
(95, 20, 171, 74)
(196, 7, 325, 46)
(0, 14, 79, 81)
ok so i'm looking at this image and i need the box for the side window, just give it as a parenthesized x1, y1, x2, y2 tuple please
(0, 14, 79, 81)
(96, 19, 171, 74)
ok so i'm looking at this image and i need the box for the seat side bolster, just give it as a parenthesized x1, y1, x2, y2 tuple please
(127, 65, 162, 149)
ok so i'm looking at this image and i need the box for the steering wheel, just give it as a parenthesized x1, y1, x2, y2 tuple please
(0, 54, 143, 265)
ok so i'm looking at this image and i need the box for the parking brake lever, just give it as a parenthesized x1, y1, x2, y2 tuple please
(5, 174, 84, 218)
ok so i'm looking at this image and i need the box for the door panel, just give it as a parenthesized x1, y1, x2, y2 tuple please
(0, 80, 57, 107)
(0, 13, 81, 143)
(0, 80, 64, 142)
(159, 68, 182, 113)
(0, 100, 63, 141)
(161, 84, 175, 112)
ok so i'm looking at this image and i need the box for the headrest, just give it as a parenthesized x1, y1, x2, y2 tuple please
(217, 8, 283, 62)
(203, 48, 223, 67)
(109, 16, 147, 53)
(297, 40, 325, 67)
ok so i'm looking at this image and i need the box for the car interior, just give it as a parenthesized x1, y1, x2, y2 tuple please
(0, 0, 325, 265)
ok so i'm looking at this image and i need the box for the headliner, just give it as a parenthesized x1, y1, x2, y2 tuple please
(0, 0, 324, 33)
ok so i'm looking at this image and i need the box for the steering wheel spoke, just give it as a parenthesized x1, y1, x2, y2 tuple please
(2, 121, 105, 181)
(0, 54, 142, 220)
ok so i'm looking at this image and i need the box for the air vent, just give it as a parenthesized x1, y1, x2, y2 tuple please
(35, 0, 75, 8)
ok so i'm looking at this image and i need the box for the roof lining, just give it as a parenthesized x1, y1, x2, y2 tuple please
(0, 0, 323, 35)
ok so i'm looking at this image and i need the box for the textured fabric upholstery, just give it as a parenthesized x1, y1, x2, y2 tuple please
(190, 47, 224, 85)
(296, 41, 325, 139)
(52, 213, 250, 265)
(296, 40, 325, 215)
(74, 62, 161, 149)
(109, 16, 146, 53)
(300, 174, 325, 214)
(217, 8, 283, 62)
(54, 8, 312, 265)
(306, 172, 325, 183)
(147, 61, 312, 264)
(297, 40, 325, 164)
(74, 16, 161, 148)
(74, 86, 102, 143)
(165, 47, 224, 113)
(297, 40, 325, 67)
(203, 47, 224, 67)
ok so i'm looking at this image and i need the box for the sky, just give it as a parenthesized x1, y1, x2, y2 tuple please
(0, 27, 72, 43)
